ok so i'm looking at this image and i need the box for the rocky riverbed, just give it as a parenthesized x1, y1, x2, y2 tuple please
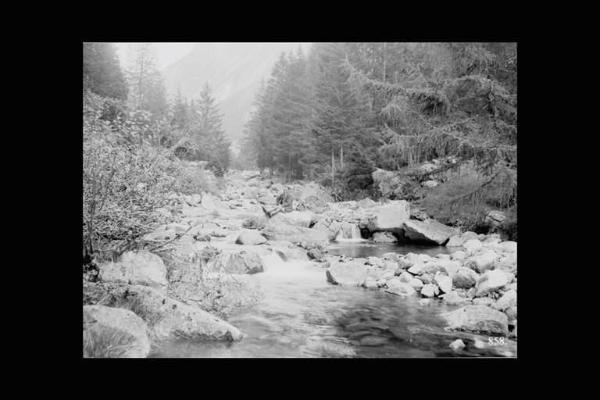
(83, 168, 517, 358)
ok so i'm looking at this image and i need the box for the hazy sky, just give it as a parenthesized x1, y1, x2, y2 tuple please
(113, 43, 311, 71)
(114, 43, 194, 70)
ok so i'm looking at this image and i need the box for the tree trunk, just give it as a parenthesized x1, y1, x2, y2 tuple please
(340, 145, 344, 170)
(382, 42, 387, 82)
(331, 148, 335, 189)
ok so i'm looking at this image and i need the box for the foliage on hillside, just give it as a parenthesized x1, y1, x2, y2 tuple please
(241, 42, 517, 229)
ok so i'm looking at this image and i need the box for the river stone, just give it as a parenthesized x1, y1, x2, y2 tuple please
(360, 336, 388, 347)
(453, 267, 479, 289)
(107, 285, 243, 341)
(449, 339, 465, 351)
(206, 250, 265, 274)
(417, 273, 434, 284)
(399, 271, 413, 283)
(451, 250, 467, 261)
(242, 215, 267, 229)
(492, 289, 517, 311)
(363, 200, 410, 232)
(235, 230, 267, 245)
(442, 305, 509, 335)
(385, 278, 416, 296)
(505, 306, 518, 320)
(99, 250, 168, 293)
(434, 273, 453, 293)
(357, 198, 377, 208)
(402, 219, 456, 245)
(441, 291, 468, 305)
(262, 217, 330, 246)
(372, 231, 397, 243)
(408, 262, 426, 275)
(280, 211, 314, 228)
(363, 277, 378, 289)
(463, 239, 483, 254)
(472, 297, 495, 306)
(409, 278, 424, 290)
(446, 235, 464, 247)
(83, 305, 151, 358)
(496, 253, 517, 273)
(437, 260, 461, 277)
(326, 260, 369, 286)
(420, 284, 439, 298)
(497, 241, 517, 254)
(465, 250, 499, 273)
(475, 270, 510, 297)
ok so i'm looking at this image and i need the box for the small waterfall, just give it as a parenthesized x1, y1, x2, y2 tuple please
(335, 223, 364, 242)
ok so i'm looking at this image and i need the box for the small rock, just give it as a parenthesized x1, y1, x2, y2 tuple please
(453, 267, 479, 289)
(475, 270, 510, 297)
(492, 289, 517, 311)
(235, 230, 267, 245)
(434, 273, 453, 293)
(372, 231, 398, 243)
(463, 239, 483, 254)
(420, 283, 439, 298)
(449, 339, 465, 351)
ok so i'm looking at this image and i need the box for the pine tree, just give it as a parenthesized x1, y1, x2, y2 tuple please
(190, 83, 231, 174)
(125, 44, 168, 120)
(83, 43, 128, 101)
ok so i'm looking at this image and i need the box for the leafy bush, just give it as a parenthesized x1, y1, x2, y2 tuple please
(83, 91, 217, 262)
(419, 162, 516, 231)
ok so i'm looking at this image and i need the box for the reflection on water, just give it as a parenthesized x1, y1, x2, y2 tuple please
(328, 242, 451, 258)
(151, 243, 515, 358)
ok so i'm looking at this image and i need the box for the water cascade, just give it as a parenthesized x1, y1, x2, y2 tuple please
(335, 223, 364, 242)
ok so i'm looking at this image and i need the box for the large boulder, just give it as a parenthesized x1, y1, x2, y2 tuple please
(442, 305, 509, 335)
(372, 231, 397, 243)
(326, 259, 369, 286)
(446, 235, 463, 247)
(475, 270, 511, 297)
(106, 285, 244, 341)
(362, 200, 410, 233)
(99, 251, 168, 293)
(276, 211, 314, 228)
(356, 198, 377, 208)
(83, 305, 151, 358)
(235, 230, 267, 245)
(262, 217, 330, 246)
(485, 210, 506, 230)
(206, 250, 265, 274)
(312, 219, 341, 241)
(402, 219, 456, 245)
(385, 278, 416, 296)
(492, 289, 517, 311)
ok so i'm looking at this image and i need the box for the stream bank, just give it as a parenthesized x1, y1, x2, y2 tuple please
(83, 168, 517, 358)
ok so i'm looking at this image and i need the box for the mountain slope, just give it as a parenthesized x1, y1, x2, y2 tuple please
(163, 43, 311, 146)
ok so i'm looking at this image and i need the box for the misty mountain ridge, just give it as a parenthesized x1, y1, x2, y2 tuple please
(163, 43, 311, 149)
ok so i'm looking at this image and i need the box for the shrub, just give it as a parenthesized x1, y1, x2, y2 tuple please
(83, 91, 217, 262)
(419, 162, 516, 231)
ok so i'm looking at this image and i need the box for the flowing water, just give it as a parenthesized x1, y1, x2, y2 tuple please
(151, 242, 516, 358)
